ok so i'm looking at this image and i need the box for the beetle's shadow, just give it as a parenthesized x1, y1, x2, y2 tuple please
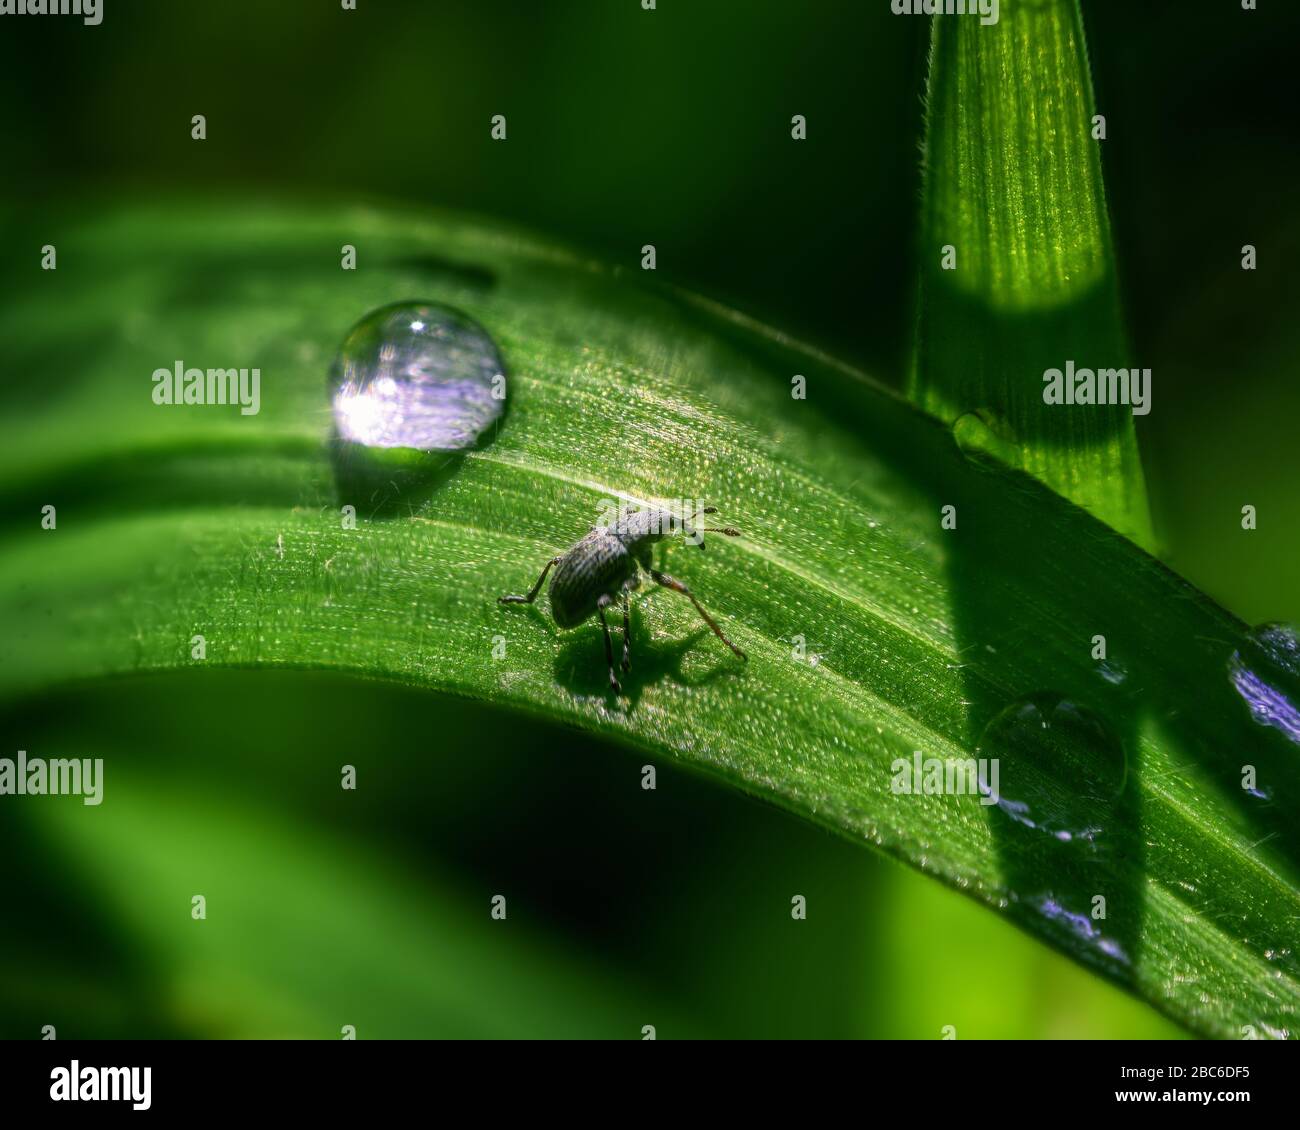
(552, 604, 740, 709)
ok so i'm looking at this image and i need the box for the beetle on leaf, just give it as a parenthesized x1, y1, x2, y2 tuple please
(499, 503, 746, 693)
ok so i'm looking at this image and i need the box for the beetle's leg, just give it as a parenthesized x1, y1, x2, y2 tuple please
(650, 570, 747, 661)
(596, 594, 622, 693)
(620, 591, 632, 672)
(498, 556, 562, 604)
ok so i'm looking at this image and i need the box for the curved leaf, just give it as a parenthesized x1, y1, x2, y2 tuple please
(0, 200, 1295, 1038)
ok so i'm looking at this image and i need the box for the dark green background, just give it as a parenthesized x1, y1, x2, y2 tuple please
(1, 0, 1296, 1037)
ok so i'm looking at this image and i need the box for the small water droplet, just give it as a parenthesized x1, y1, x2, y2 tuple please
(1229, 622, 1300, 745)
(332, 301, 505, 452)
(952, 410, 1018, 465)
(978, 693, 1127, 848)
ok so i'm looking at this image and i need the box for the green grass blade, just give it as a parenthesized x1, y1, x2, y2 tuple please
(909, 0, 1153, 547)
(0, 200, 1295, 1038)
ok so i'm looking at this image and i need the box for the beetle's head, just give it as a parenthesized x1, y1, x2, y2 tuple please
(614, 504, 741, 551)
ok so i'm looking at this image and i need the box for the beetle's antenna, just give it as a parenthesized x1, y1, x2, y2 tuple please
(689, 503, 739, 537)
(691, 504, 743, 535)
(683, 503, 739, 546)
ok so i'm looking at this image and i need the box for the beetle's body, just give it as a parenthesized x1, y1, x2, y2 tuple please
(499, 503, 745, 693)
(547, 506, 672, 628)
(548, 529, 640, 628)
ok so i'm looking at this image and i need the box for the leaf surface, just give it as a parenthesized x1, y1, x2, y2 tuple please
(0, 200, 1295, 1038)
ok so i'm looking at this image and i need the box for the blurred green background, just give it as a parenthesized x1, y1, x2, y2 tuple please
(1, 0, 1295, 1037)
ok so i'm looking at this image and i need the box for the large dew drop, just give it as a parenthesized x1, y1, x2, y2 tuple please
(331, 302, 505, 453)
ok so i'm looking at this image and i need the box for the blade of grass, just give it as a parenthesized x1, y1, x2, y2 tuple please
(909, 0, 1153, 547)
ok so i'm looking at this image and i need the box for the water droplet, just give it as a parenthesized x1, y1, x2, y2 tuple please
(978, 693, 1127, 848)
(952, 410, 1018, 465)
(329, 302, 506, 513)
(1229, 623, 1300, 745)
(979, 696, 1132, 970)
(332, 302, 505, 452)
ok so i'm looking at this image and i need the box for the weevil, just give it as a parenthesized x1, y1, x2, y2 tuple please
(498, 504, 747, 693)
